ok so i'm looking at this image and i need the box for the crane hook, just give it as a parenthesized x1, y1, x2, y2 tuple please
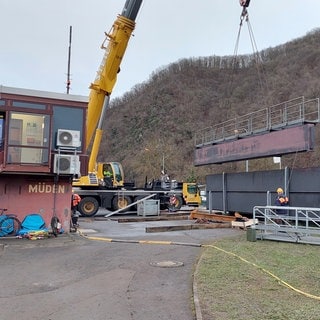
(239, 0, 250, 7)
(239, 0, 250, 23)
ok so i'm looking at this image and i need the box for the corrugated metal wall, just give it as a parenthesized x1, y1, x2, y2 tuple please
(206, 167, 320, 214)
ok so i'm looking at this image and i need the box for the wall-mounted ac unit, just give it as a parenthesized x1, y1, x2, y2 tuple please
(57, 129, 81, 148)
(54, 154, 80, 175)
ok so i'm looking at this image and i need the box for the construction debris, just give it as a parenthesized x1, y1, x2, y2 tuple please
(231, 219, 258, 230)
(189, 209, 258, 230)
(189, 209, 237, 223)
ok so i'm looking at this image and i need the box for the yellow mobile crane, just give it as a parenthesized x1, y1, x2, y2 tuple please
(73, 0, 202, 216)
(73, 0, 143, 189)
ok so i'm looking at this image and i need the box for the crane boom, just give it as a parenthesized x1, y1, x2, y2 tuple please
(86, 0, 143, 151)
(72, 0, 143, 188)
(84, 0, 142, 178)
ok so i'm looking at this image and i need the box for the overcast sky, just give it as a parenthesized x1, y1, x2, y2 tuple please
(1, 0, 319, 99)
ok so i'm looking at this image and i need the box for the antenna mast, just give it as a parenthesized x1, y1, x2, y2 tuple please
(66, 25, 72, 94)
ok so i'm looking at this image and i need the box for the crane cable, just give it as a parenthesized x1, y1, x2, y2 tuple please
(224, 4, 253, 108)
(233, 4, 268, 94)
(245, 11, 269, 94)
(219, 1, 257, 113)
(240, 1, 300, 179)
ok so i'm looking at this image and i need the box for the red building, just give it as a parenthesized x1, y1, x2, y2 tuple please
(0, 86, 88, 232)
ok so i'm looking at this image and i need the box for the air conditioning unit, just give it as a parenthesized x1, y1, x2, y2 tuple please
(57, 129, 81, 148)
(54, 154, 80, 175)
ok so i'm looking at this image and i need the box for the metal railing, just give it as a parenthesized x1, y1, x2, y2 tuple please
(253, 205, 320, 245)
(195, 97, 320, 147)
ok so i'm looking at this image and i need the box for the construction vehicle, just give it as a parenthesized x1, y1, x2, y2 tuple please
(74, 178, 201, 217)
(72, 0, 201, 216)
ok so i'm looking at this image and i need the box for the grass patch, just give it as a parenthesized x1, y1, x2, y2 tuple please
(195, 234, 320, 320)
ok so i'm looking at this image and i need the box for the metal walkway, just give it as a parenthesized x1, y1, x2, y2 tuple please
(253, 205, 320, 245)
(195, 96, 320, 147)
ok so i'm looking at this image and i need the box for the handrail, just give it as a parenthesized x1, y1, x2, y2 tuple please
(252, 205, 320, 244)
(195, 97, 320, 147)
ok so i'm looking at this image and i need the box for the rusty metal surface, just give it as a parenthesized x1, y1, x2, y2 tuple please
(194, 124, 314, 165)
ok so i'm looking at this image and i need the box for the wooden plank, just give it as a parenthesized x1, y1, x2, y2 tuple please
(231, 219, 258, 228)
(189, 209, 236, 222)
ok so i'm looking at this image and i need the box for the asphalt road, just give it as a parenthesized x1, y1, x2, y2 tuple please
(0, 210, 242, 320)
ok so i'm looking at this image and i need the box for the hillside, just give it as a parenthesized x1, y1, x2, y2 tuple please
(99, 29, 320, 186)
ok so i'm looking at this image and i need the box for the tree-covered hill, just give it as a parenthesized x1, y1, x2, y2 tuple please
(99, 29, 320, 186)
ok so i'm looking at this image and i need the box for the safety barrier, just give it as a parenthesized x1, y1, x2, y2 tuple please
(252, 205, 320, 245)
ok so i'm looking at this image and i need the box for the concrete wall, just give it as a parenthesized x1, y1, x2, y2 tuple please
(0, 175, 72, 232)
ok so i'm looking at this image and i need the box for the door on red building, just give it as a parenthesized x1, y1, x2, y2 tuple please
(8, 118, 22, 163)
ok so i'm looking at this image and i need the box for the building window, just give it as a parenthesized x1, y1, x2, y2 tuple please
(12, 101, 46, 110)
(7, 112, 50, 164)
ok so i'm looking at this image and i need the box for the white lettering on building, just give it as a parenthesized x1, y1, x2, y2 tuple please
(28, 183, 65, 194)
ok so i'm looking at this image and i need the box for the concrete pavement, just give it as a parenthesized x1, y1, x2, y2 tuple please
(0, 212, 243, 320)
